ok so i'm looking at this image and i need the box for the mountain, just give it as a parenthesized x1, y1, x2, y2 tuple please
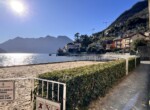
(94, 0, 149, 38)
(0, 36, 72, 53)
(0, 48, 6, 53)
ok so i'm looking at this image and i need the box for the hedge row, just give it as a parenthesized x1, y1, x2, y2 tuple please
(128, 58, 136, 72)
(149, 90, 150, 109)
(148, 70, 150, 109)
(147, 84, 150, 110)
(128, 57, 140, 72)
(136, 57, 141, 66)
(39, 60, 126, 109)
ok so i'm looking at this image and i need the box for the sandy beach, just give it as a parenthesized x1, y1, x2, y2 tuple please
(0, 61, 102, 78)
(0, 61, 103, 110)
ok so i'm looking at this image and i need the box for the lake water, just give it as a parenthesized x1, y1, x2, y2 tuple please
(0, 53, 80, 67)
(0, 53, 116, 67)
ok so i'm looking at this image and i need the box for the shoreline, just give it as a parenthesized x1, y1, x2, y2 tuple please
(0, 60, 80, 68)
(0, 61, 103, 109)
(0, 60, 104, 68)
(0, 61, 104, 79)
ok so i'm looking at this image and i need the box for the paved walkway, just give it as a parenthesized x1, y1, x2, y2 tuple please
(89, 61, 150, 110)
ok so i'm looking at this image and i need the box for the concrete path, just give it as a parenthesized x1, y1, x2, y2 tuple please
(89, 61, 150, 110)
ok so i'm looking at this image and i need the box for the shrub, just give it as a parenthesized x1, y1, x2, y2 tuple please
(128, 57, 140, 72)
(131, 38, 147, 51)
(128, 58, 135, 72)
(136, 57, 141, 66)
(39, 60, 126, 109)
(149, 84, 150, 109)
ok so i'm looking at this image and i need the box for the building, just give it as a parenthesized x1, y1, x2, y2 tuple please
(144, 32, 150, 41)
(123, 33, 147, 51)
(112, 33, 148, 52)
(105, 40, 115, 50)
(64, 43, 74, 50)
(131, 33, 147, 41)
(74, 42, 82, 49)
(113, 37, 122, 49)
(122, 36, 132, 52)
(64, 42, 81, 53)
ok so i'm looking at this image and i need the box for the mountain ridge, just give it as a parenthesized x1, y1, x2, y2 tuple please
(94, 0, 149, 38)
(0, 48, 6, 53)
(0, 35, 72, 53)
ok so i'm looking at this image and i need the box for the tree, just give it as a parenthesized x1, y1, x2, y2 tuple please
(74, 33, 80, 42)
(87, 43, 97, 53)
(91, 35, 99, 42)
(87, 43, 104, 53)
(131, 38, 147, 51)
(57, 48, 65, 56)
(80, 34, 92, 47)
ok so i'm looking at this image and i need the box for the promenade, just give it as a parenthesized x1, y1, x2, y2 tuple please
(89, 61, 150, 110)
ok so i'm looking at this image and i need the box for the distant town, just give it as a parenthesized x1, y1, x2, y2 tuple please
(57, 32, 150, 56)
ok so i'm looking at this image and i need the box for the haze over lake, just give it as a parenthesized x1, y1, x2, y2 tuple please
(0, 53, 79, 67)
(0, 53, 115, 67)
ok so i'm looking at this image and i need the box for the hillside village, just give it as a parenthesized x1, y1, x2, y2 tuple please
(58, 32, 150, 55)
(0, 0, 150, 110)
(57, 0, 150, 56)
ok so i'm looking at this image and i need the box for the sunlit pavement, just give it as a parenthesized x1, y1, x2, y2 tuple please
(89, 61, 150, 110)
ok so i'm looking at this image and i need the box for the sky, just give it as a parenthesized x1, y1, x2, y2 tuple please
(0, 0, 142, 43)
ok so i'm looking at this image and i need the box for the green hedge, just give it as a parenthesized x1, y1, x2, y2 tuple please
(149, 87, 150, 109)
(136, 57, 141, 66)
(128, 57, 140, 72)
(128, 58, 135, 72)
(39, 60, 126, 109)
(148, 71, 150, 109)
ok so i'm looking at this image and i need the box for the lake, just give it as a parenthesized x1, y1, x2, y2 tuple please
(0, 53, 116, 67)
(0, 53, 80, 67)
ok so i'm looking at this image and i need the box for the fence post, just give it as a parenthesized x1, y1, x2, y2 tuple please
(135, 57, 137, 68)
(31, 79, 35, 110)
(63, 84, 66, 110)
(46, 82, 49, 99)
(126, 58, 128, 75)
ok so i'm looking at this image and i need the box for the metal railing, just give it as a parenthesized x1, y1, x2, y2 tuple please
(35, 78, 66, 110)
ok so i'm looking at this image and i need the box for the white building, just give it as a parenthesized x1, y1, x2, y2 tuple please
(64, 42, 81, 52)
